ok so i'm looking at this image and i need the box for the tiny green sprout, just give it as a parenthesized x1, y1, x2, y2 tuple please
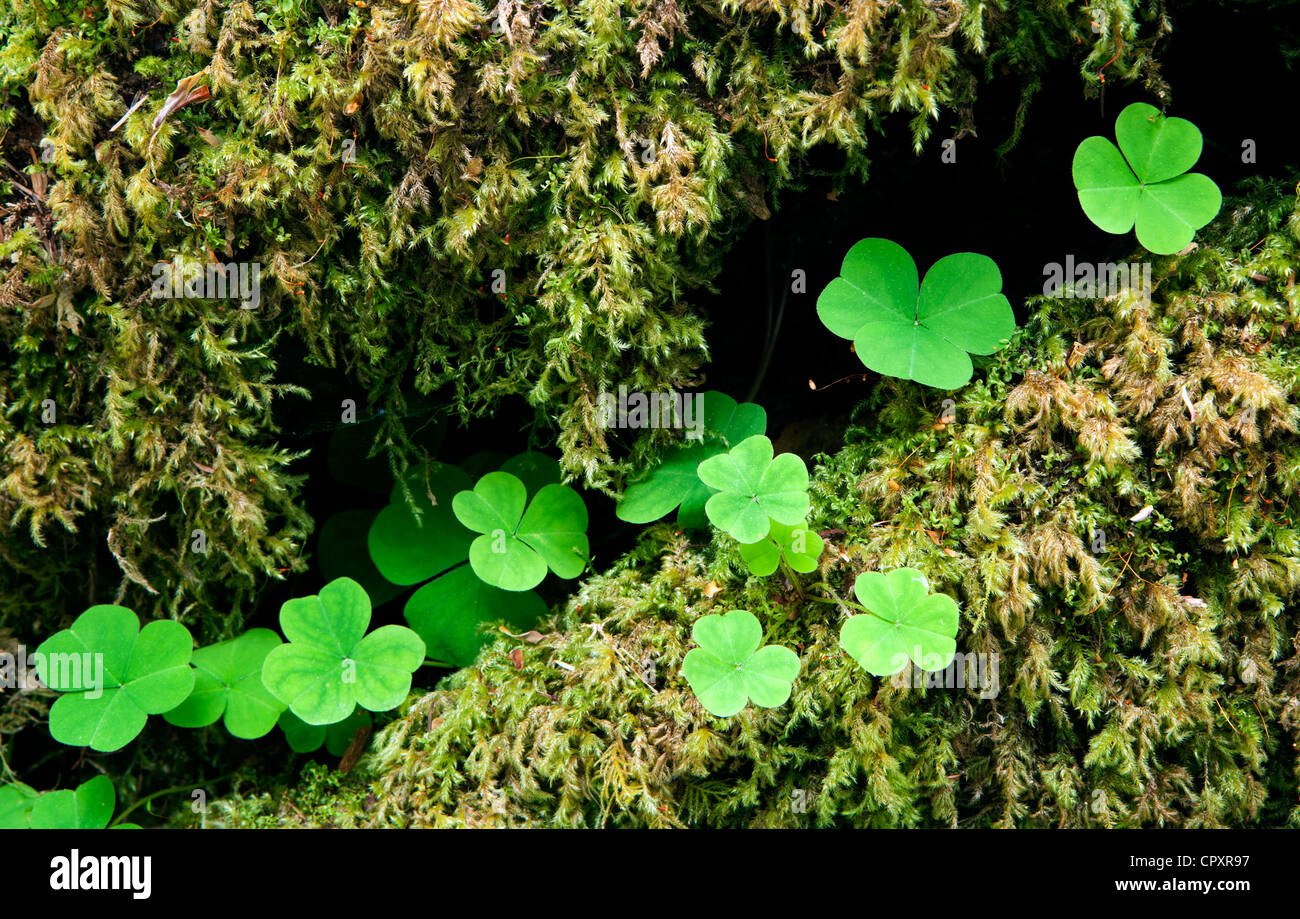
(695, 434, 810, 544)
(737, 521, 823, 576)
(1072, 102, 1222, 254)
(817, 238, 1016, 390)
(261, 577, 426, 726)
(838, 568, 959, 676)
(0, 775, 133, 829)
(278, 707, 372, 755)
(452, 471, 589, 591)
(34, 605, 195, 753)
(616, 391, 767, 529)
(682, 610, 801, 717)
(163, 628, 286, 739)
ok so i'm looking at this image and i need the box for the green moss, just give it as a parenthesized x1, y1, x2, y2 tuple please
(1, 0, 1157, 633)
(213, 177, 1300, 828)
(203, 761, 373, 828)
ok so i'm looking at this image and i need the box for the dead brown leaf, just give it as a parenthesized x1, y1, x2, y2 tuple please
(498, 626, 546, 643)
(153, 68, 211, 131)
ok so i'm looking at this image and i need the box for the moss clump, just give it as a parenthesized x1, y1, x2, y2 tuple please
(197, 761, 374, 828)
(1, 0, 1160, 633)
(208, 177, 1300, 828)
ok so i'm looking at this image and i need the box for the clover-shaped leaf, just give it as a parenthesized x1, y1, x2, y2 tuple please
(0, 782, 38, 829)
(695, 435, 810, 544)
(452, 472, 589, 591)
(616, 391, 767, 528)
(28, 775, 117, 830)
(498, 451, 562, 497)
(403, 564, 547, 667)
(682, 610, 800, 717)
(163, 628, 286, 739)
(261, 577, 426, 725)
(278, 707, 372, 755)
(737, 521, 823, 577)
(838, 568, 959, 676)
(1072, 102, 1222, 254)
(34, 605, 195, 752)
(817, 239, 1016, 390)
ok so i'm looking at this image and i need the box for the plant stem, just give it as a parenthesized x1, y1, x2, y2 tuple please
(110, 771, 239, 827)
(746, 223, 787, 403)
(804, 593, 870, 615)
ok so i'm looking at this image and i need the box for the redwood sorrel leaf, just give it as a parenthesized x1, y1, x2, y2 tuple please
(696, 435, 810, 544)
(34, 606, 195, 753)
(839, 568, 960, 676)
(817, 239, 1015, 389)
(1072, 102, 1221, 254)
(682, 610, 800, 717)
(452, 472, 589, 591)
(261, 578, 425, 725)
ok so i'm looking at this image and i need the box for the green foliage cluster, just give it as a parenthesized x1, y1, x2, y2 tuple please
(323, 450, 586, 667)
(29, 576, 424, 758)
(211, 179, 1300, 827)
(0, 0, 1158, 635)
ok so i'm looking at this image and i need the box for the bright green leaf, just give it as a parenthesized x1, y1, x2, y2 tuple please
(163, 629, 285, 739)
(452, 472, 589, 591)
(682, 610, 800, 717)
(1072, 102, 1221, 254)
(696, 435, 810, 543)
(738, 521, 823, 576)
(838, 568, 960, 676)
(817, 239, 1015, 389)
(0, 782, 38, 829)
(28, 775, 116, 830)
(262, 577, 426, 725)
(34, 606, 195, 752)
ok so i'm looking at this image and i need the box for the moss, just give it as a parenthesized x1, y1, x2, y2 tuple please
(203, 760, 374, 828)
(212, 176, 1300, 828)
(1, 0, 1160, 632)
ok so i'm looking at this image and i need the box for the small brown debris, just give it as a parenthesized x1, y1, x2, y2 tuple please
(499, 627, 545, 643)
(153, 68, 211, 131)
